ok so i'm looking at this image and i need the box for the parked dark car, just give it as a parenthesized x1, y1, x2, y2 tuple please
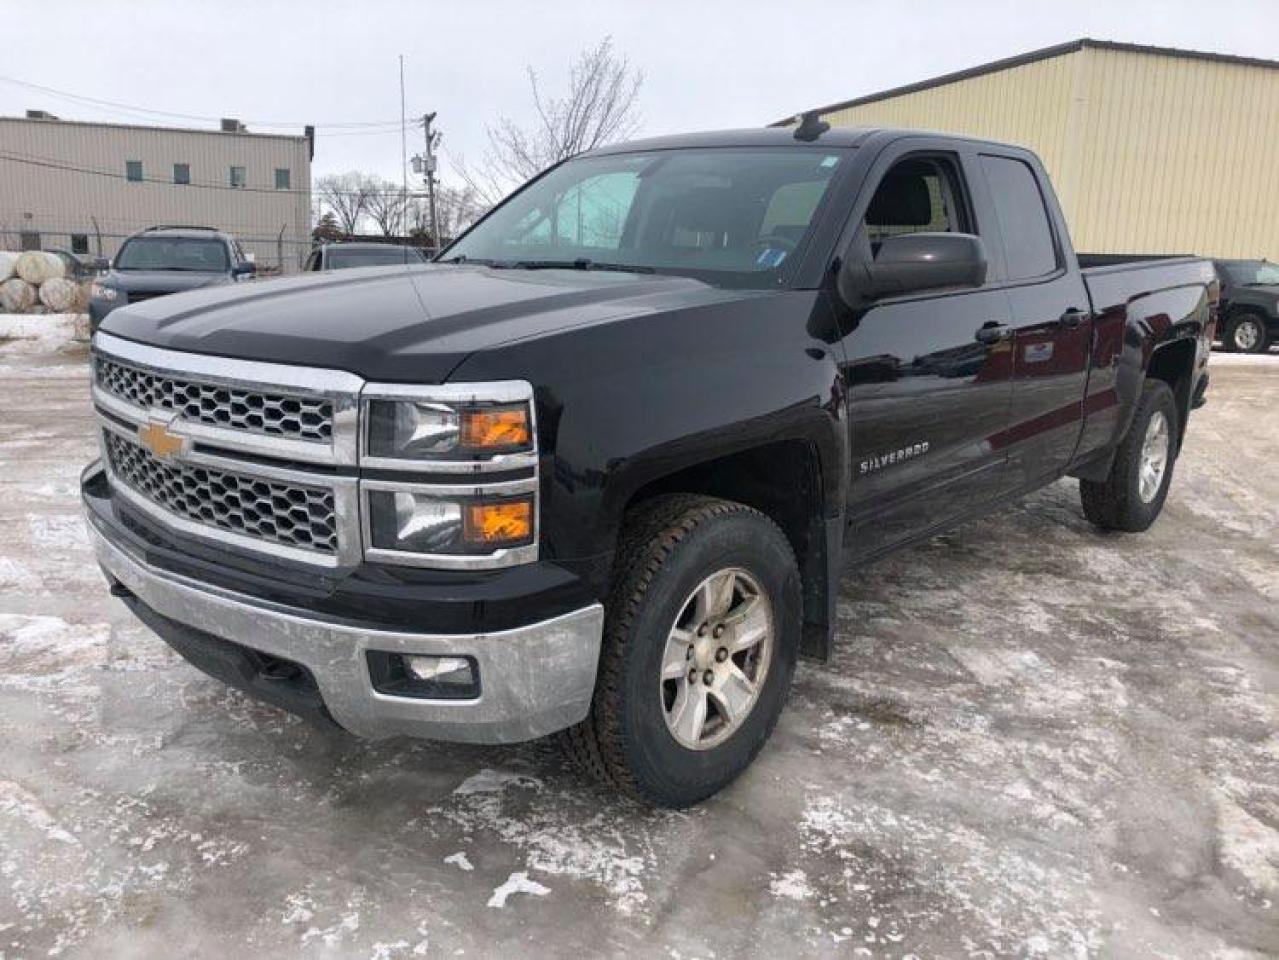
(304, 242, 429, 271)
(83, 126, 1216, 807)
(88, 226, 255, 332)
(1213, 258, 1278, 353)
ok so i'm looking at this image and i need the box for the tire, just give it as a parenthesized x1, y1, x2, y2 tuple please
(1223, 312, 1270, 354)
(562, 494, 801, 808)
(1080, 379, 1179, 532)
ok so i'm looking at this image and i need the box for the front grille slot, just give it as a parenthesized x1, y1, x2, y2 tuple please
(95, 355, 334, 443)
(104, 431, 338, 555)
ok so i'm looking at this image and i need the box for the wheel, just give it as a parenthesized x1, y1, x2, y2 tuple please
(1223, 312, 1270, 354)
(1080, 380, 1178, 532)
(562, 494, 801, 808)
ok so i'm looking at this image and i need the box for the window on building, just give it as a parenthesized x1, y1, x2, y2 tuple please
(174, 163, 190, 185)
(70, 234, 89, 255)
(229, 165, 246, 188)
(126, 160, 143, 182)
(979, 155, 1059, 281)
(19, 232, 40, 251)
(275, 168, 290, 190)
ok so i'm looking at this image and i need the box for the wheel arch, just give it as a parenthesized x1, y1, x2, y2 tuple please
(611, 435, 842, 662)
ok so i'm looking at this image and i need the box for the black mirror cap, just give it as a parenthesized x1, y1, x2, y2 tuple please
(233, 261, 257, 276)
(839, 232, 988, 306)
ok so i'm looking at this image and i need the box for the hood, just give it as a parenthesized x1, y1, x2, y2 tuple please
(108, 270, 231, 293)
(99, 263, 758, 382)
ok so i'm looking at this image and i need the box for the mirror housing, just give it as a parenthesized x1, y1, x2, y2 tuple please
(233, 260, 257, 277)
(839, 232, 988, 306)
(92, 256, 110, 273)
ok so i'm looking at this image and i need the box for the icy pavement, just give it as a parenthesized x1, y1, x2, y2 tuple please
(1, 345, 1276, 958)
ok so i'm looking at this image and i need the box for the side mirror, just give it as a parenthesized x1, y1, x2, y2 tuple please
(839, 232, 988, 305)
(233, 261, 257, 277)
(92, 257, 110, 272)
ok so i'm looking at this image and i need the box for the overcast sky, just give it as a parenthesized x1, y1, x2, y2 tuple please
(2, 0, 1276, 190)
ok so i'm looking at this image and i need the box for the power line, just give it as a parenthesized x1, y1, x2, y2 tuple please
(0, 149, 426, 198)
(0, 74, 408, 130)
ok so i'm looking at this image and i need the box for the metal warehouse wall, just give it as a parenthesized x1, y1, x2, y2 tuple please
(0, 118, 312, 271)
(818, 45, 1279, 261)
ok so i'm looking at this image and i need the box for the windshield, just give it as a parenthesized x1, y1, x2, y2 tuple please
(444, 147, 848, 287)
(1221, 260, 1279, 286)
(115, 237, 229, 272)
(326, 247, 423, 269)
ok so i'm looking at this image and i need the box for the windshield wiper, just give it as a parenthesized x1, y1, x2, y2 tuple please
(439, 254, 497, 265)
(512, 258, 655, 274)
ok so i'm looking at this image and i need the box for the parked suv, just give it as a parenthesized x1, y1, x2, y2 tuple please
(1213, 258, 1279, 353)
(89, 226, 255, 332)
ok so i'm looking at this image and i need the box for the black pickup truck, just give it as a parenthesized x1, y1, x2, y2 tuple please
(82, 126, 1216, 807)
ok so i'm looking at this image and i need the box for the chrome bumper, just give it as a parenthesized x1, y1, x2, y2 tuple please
(88, 520, 604, 744)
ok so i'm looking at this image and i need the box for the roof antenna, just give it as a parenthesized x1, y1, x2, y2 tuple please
(792, 110, 830, 142)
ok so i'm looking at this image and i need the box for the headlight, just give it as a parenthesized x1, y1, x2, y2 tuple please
(362, 384, 534, 465)
(360, 382, 539, 568)
(365, 487, 535, 556)
(90, 282, 118, 301)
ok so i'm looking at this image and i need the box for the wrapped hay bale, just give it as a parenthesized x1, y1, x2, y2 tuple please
(38, 276, 79, 313)
(0, 277, 37, 312)
(0, 251, 17, 283)
(15, 250, 65, 285)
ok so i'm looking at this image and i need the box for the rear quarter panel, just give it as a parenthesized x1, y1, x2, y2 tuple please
(1075, 258, 1216, 461)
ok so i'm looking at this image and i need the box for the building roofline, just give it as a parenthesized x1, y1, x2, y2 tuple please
(771, 38, 1279, 126)
(0, 113, 310, 143)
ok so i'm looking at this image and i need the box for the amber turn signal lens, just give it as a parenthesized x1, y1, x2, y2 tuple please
(460, 406, 530, 450)
(464, 499, 533, 546)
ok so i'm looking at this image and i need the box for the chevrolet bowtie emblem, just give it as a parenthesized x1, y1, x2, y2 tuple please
(138, 419, 188, 460)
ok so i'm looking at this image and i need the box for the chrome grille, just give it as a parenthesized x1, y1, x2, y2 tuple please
(103, 431, 338, 554)
(95, 355, 334, 443)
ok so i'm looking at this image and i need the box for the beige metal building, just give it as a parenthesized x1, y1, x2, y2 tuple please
(0, 113, 313, 272)
(782, 39, 1279, 261)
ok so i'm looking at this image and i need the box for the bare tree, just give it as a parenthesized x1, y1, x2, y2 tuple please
(316, 172, 374, 237)
(455, 37, 642, 205)
(406, 184, 484, 248)
(365, 178, 409, 237)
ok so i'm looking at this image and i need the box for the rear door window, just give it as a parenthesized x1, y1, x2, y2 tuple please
(979, 155, 1058, 281)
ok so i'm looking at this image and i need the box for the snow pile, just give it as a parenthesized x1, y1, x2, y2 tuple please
(0, 313, 89, 352)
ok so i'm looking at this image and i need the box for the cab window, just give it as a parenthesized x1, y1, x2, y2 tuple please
(863, 156, 970, 253)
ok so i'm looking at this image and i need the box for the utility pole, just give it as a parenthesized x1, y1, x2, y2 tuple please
(421, 113, 441, 253)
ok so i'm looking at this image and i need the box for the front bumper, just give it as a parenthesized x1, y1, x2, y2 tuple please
(88, 500, 605, 745)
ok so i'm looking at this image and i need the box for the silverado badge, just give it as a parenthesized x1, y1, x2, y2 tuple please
(138, 418, 188, 461)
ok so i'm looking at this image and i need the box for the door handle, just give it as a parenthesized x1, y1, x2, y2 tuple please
(1059, 308, 1090, 329)
(975, 322, 1011, 344)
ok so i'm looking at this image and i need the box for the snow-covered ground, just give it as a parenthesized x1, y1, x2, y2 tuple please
(0, 353, 1276, 958)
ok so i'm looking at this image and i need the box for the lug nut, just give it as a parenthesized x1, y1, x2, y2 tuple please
(716, 647, 728, 662)
(689, 668, 699, 684)
(713, 624, 725, 639)
(697, 625, 707, 637)
(686, 645, 694, 660)
(703, 670, 714, 686)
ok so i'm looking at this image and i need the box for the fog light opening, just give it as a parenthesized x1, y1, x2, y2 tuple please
(367, 651, 480, 700)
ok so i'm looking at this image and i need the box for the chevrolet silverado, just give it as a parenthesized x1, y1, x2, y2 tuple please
(82, 125, 1217, 807)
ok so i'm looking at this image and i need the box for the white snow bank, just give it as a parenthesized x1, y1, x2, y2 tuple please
(0, 313, 88, 352)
